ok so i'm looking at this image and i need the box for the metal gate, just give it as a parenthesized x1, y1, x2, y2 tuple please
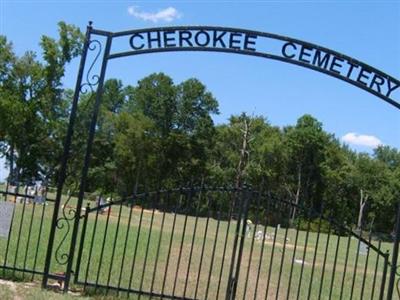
(1, 23, 400, 299)
(0, 184, 55, 280)
(73, 187, 248, 299)
(72, 187, 390, 299)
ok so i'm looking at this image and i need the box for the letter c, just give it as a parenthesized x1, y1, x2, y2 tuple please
(129, 33, 145, 50)
(282, 42, 297, 59)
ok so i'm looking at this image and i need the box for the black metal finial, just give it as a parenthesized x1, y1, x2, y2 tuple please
(88, 21, 93, 27)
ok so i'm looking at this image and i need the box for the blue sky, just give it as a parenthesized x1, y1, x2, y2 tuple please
(1, 0, 400, 180)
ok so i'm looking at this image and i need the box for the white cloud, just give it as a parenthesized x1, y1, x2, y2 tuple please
(341, 132, 383, 148)
(127, 6, 182, 23)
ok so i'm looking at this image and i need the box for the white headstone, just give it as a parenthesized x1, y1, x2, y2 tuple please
(0, 202, 15, 238)
(359, 242, 368, 255)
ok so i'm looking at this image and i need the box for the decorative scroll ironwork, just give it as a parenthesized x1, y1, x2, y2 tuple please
(80, 39, 102, 95)
(53, 37, 103, 266)
(54, 191, 76, 265)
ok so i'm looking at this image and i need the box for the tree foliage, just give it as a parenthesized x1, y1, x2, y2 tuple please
(1, 28, 399, 234)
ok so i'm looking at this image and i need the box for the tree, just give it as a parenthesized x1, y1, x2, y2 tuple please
(0, 22, 83, 184)
(283, 115, 329, 222)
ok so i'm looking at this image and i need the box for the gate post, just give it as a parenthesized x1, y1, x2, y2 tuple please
(62, 34, 112, 292)
(387, 201, 400, 300)
(42, 22, 93, 289)
(226, 187, 251, 300)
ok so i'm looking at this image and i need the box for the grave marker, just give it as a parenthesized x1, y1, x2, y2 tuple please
(0, 202, 15, 238)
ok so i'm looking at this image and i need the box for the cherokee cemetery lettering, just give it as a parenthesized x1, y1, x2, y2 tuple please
(114, 27, 399, 107)
(281, 42, 399, 98)
(129, 29, 257, 51)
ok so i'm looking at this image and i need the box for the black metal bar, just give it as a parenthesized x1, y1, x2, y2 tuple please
(231, 189, 251, 300)
(339, 235, 352, 300)
(105, 201, 124, 293)
(22, 201, 36, 277)
(94, 202, 112, 292)
(286, 217, 301, 300)
(172, 191, 191, 297)
(150, 192, 167, 297)
(380, 252, 389, 300)
(275, 203, 293, 300)
(254, 203, 270, 300)
(85, 186, 240, 213)
(138, 193, 157, 298)
(13, 185, 28, 277)
(0, 265, 46, 276)
(360, 232, 372, 300)
(83, 202, 100, 289)
(63, 34, 113, 293)
(295, 215, 311, 300)
(242, 191, 261, 300)
(226, 190, 245, 300)
(117, 197, 136, 293)
(350, 231, 362, 300)
(2, 191, 17, 275)
(91, 28, 113, 36)
(127, 202, 145, 295)
(371, 240, 382, 300)
(216, 190, 235, 299)
(183, 188, 200, 298)
(0, 190, 56, 202)
(328, 234, 341, 300)
(42, 23, 93, 289)
(204, 209, 222, 299)
(307, 215, 323, 300)
(318, 222, 332, 300)
(160, 192, 180, 296)
(387, 201, 400, 300)
(32, 196, 47, 279)
(265, 224, 278, 299)
(194, 193, 212, 300)
(74, 203, 90, 284)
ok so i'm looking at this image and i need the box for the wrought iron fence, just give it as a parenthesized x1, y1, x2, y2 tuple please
(0, 185, 55, 280)
(73, 187, 391, 299)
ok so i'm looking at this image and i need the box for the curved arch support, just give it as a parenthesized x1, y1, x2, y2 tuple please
(91, 25, 400, 110)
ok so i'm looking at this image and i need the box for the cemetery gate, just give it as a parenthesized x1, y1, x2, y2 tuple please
(0, 23, 400, 299)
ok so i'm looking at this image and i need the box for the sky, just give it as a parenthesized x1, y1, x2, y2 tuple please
(0, 0, 399, 181)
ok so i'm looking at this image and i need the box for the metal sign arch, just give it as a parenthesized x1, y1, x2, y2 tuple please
(41, 23, 400, 300)
(104, 25, 400, 110)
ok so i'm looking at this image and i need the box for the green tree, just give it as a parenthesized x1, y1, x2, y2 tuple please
(283, 115, 330, 221)
(0, 22, 83, 184)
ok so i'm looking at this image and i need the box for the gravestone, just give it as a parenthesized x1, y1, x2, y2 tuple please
(0, 202, 15, 238)
(359, 242, 369, 255)
(33, 195, 45, 204)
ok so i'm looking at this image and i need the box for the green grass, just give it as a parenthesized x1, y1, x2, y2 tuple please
(0, 194, 395, 299)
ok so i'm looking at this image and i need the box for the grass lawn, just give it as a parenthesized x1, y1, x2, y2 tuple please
(0, 191, 395, 299)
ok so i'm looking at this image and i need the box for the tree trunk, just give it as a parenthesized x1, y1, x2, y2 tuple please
(357, 189, 368, 231)
(235, 119, 250, 189)
(290, 164, 302, 224)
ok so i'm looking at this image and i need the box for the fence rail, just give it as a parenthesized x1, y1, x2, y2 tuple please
(73, 187, 391, 299)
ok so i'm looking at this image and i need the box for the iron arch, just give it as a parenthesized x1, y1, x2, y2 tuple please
(42, 23, 400, 299)
(95, 25, 400, 110)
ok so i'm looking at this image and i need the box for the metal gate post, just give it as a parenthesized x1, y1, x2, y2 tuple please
(62, 34, 112, 292)
(42, 22, 93, 289)
(387, 201, 400, 300)
(231, 188, 251, 299)
(226, 187, 251, 300)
